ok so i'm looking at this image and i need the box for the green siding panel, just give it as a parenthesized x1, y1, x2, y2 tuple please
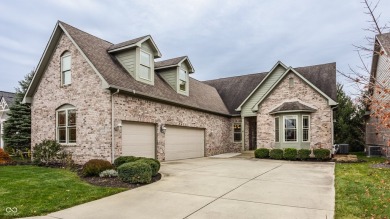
(116, 49, 136, 78)
(241, 65, 286, 116)
(159, 68, 178, 91)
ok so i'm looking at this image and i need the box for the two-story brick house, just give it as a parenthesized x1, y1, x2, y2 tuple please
(23, 21, 337, 164)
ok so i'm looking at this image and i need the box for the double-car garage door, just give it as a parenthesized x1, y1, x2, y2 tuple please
(122, 122, 204, 161)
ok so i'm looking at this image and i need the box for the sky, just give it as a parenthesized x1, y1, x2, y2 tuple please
(1, 0, 389, 96)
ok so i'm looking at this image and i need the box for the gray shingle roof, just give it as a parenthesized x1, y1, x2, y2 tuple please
(108, 35, 149, 51)
(203, 73, 267, 115)
(377, 32, 390, 54)
(155, 56, 187, 69)
(59, 22, 230, 115)
(269, 101, 316, 114)
(0, 91, 15, 107)
(204, 62, 337, 114)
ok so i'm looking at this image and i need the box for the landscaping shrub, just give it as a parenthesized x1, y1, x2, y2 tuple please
(99, 169, 118, 178)
(283, 148, 297, 160)
(313, 149, 331, 160)
(269, 149, 283, 160)
(118, 162, 152, 184)
(33, 140, 65, 165)
(0, 148, 12, 164)
(297, 149, 311, 160)
(137, 158, 160, 176)
(82, 159, 114, 177)
(254, 148, 269, 158)
(114, 156, 141, 167)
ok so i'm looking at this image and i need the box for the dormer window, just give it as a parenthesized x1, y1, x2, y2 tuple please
(140, 50, 152, 81)
(61, 51, 71, 85)
(179, 69, 187, 91)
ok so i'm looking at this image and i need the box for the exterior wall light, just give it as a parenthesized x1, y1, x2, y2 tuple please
(161, 124, 166, 133)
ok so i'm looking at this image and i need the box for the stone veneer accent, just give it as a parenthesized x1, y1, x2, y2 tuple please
(113, 95, 241, 161)
(256, 72, 333, 149)
(31, 33, 241, 164)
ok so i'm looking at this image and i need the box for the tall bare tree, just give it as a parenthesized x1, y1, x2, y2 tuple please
(338, 0, 390, 157)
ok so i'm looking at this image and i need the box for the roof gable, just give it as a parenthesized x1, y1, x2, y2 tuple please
(23, 21, 110, 103)
(204, 62, 337, 114)
(155, 56, 195, 73)
(108, 35, 162, 58)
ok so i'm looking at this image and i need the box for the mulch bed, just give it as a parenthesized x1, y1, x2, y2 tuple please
(371, 163, 390, 169)
(81, 173, 162, 189)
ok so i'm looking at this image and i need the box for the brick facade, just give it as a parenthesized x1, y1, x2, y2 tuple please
(31, 33, 241, 164)
(256, 72, 333, 150)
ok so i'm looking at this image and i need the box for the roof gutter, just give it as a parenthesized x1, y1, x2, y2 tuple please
(108, 86, 232, 117)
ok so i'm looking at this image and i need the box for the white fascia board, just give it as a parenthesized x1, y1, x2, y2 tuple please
(235, 61, 288, 111)
(107, 44, 138, 53)
(23, 22, 62, 103)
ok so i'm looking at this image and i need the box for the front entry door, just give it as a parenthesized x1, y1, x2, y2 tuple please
(249, 118, 257, 150)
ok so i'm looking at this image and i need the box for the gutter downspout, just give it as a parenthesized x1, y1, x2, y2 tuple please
(111, 89, 120, 163)
(331, 105, 338, 149)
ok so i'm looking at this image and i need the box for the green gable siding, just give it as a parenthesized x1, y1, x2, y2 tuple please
(241, 65, 286, 116)
(141, 41, 154, 54)
(159, 68, 178, 91)
(116, 49, 136, 78)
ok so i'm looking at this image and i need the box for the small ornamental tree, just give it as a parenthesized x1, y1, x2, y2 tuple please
(3, 71, 34, 154)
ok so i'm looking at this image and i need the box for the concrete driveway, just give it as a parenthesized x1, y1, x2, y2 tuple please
(30, 158, 335, 219)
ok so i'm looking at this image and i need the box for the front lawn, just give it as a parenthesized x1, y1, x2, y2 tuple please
(335, 153, 390, 218)
(0, 165, 126, 218)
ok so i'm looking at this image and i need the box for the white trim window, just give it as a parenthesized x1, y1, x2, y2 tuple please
(140, 50, 151, 80)
(179, 69, 187, 91)
(233, 123, 242, 142)
(302, 115, 310, 142)
(56, 105, 76, 144)
(61, 52, 71, 85)
(275, 117, 280, 142)
(284, 115, 297, 142)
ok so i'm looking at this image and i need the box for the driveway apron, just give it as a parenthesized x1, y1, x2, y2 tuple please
(29, 158, 335, 219)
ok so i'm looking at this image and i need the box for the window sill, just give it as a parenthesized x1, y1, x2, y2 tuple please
(60, 143, 77, 147)
(61, 84, 72, 88)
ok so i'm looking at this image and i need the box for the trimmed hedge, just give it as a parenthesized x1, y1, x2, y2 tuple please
(118, 162, 152, 184)
(283, 148, 297, 160)
(137, 158, 160, 176)
(254, 148, 269, 158)
(297, 149, 311, 160)
(269, 149, 283, 160)
(114, 156, 141, 167)
(313, 149, 331, 160)
(82, 159, 113, 176)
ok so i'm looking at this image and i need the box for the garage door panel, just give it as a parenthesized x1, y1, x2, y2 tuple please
(165, 126, 204, 161)
(122, 122, 155, 158)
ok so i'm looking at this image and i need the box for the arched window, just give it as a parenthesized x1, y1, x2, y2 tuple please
(61, 51, 71, 85)
(56, 104, 76, 144)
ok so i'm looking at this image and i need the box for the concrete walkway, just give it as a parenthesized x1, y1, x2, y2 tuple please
(25, 158, 335, 219)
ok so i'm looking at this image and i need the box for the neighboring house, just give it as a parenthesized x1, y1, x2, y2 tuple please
(0, 91, 15, 148)
(366, 32, 390, 153)
(23, 21, 337, 164)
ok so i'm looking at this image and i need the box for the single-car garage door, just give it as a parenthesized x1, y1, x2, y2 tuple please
(122, 122, 155, 158)
(165, 126, 204, 161)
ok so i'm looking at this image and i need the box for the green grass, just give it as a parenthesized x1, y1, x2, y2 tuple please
(0, 165, 126, 218)
(335, 152, 390, 219)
